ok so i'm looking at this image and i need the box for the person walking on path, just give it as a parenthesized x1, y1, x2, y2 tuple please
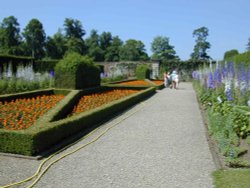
(163, 71, 171, 87)
(170, 70, 179, 89)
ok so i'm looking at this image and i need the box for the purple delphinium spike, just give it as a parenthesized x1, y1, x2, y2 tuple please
(214, 68, 222, 87)
(208, 72, 215, 89)
(227, 62, 235, 78)
(226, 87, 233, 101)
(192, 70, 200, 80)
(236, 63, 248, 95)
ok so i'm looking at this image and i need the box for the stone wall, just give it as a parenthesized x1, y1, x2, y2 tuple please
(96, 61, 160, 79)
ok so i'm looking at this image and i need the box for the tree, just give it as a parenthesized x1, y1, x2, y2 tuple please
(100, 31, 112, 50)
(63, 18, 86, 54)
(191, 26, 211, 61)
(45, 30, 67, 59)
(105, 36, 123, 61)
(0, 16, 22, 55)
(85, 30, 104, 61)
(151, 36, 178, 61)
(119, 39, 148, 61)
(23, 19, 46, 58)
(223, 49, 239, 61)
(64, 18, 85, 39)
(246, 38, 250, 51)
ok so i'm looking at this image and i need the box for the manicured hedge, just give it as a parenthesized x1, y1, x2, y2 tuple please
(0, 86, 156, 156)
(55, 53, 101, 89)
(136, 64, 150, 79)
(0, 89, 71, 155)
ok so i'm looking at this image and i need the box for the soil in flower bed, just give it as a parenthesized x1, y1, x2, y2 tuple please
(70, 89, 139, 116)
(0, 94, 65, 130)
(117, 80, 152, 86)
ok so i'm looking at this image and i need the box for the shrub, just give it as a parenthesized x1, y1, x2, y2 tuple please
(136, 64, 150, 79)
(55, 52, 101, 89)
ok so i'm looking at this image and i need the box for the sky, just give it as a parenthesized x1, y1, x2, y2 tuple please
(1, 0, 250, 60)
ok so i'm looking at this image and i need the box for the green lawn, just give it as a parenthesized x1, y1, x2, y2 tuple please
(213, 169, 250, 188)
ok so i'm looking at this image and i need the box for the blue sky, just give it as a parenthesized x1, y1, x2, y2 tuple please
(1, 0, 250, 60)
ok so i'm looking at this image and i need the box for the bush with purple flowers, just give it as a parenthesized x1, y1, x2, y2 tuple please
(193, 61, 250, 167)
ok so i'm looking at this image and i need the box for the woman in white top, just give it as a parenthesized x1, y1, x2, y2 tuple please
(170, 70, 179, 89)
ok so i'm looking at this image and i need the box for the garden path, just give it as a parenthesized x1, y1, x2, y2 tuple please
(0, 82, 216, 188)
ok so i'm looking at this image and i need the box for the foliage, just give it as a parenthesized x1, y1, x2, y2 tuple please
(119, 39, 149, 61)
(233, 51, 250, 65)
(0, 16, 22, 55)
(0, 77, 54, 95)
(151, 36, 178, 61)
(55, 52, 100, 89)
(105, 36, 123, 61)
(45, 30, 67, 59)
(135, 64, 151, 79)
(0, 60, 55, 94)
(193, 61, 250, 167)
(100, 31, 112, 54)
(64, 18, 85, 39)
(22, 19, 46, 59)
(85, 29, 104, 61)
(224, 49, 239, 61)
(191, 26, 211, 61)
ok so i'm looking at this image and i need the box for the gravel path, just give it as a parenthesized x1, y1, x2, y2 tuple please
(0, 82, 216, 188)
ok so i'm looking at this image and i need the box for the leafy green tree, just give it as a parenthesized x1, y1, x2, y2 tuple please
(105, 36, 123, 61)
(85, 30, 104, 61)
(246, 38, 250, 51)
(63, 18, 86, 54)
(22, 18, 46, 58)
(151, 36, 178, 61)
(191, 26, 211, 61)
(223, 49, 239, 61)
(45, 30, 67, 59)
(100, 31, 112, 50)
(0, 16, 22, 55)
(64, 18, 85, 39)
(119, 39, 148, 61)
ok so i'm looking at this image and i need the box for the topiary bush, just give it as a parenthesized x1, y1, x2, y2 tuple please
(55, 52, 101, 89)
(136, 64, 150, 79)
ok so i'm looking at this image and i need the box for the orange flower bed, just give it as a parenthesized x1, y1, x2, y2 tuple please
(71, 89, 139, 115)
(151, 80, 164, 85)
(118, 80, 151, 86)
(0, 95, 65, 130)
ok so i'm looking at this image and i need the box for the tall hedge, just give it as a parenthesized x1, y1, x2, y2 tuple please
(55, 53, 101, 89)
(233, 51, 250, 66)
(136, 64, 150, 79)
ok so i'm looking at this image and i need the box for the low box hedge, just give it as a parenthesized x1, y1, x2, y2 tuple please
(0, 86, 155, 156)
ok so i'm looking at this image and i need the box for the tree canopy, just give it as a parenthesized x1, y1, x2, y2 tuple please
(22, 19, 46, 59)
(223, 49, 239, 61)
(190, 26, 211, 61)
(119, 39, 148, 61)
(0, 16, 22, 55)
(151, 36, 178, 61)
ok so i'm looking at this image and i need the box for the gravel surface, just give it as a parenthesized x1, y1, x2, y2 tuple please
(0, 82, 216, 188)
